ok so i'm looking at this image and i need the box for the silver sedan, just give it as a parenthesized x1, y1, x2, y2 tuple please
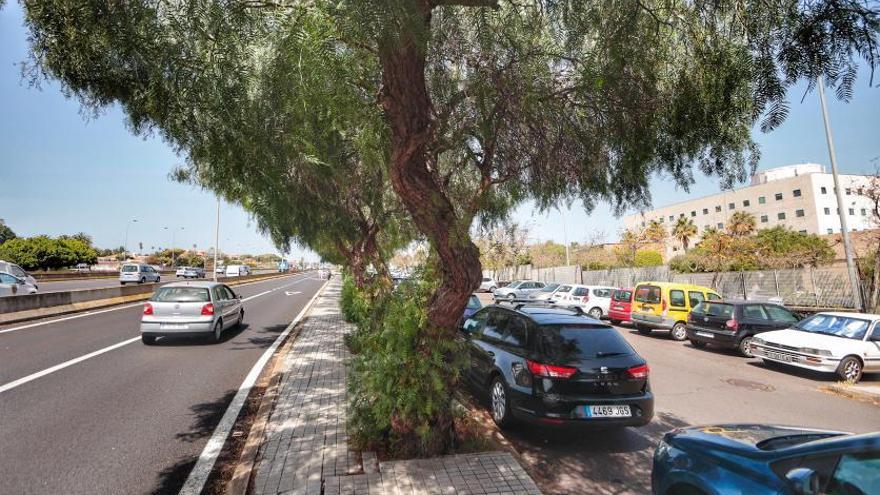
(140, 281, 244, 345)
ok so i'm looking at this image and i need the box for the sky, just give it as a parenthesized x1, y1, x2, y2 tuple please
(1, 4, 879, 255)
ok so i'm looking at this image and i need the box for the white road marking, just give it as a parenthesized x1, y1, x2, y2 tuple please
(284, 291, 302, 296)
(179, 279, 328, 495)
(0, 273, 311, 335)
(0, 275, 321, 395)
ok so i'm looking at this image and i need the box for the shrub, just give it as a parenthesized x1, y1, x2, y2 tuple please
(634, 249, 664, 267)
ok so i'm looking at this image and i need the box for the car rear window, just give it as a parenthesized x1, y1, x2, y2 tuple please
(121, 265, 139, 272)
(538, 325, 634, 361)
(634, 285, 661, 303)
(692, 302, 734, 318)
(152, 287, 210, 302)
(466, 295, 481, 310)
(612, 290, 632, 302)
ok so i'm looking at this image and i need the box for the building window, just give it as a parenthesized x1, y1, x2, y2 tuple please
(799, 229, 807, 233)
(793, 189, 802, 197)
(862, 208, 867, 216)
(821, 186, 827, 194)
(702, 208, 709, 215)
(758, 196, 766, 204)
(760, 215, 768, 223)
(704, 225, 710, 231)
(796, 209, 805, 217)
(845, 188, 852, 195)
(659, 217, 664, 222)
(691, 210, 696, 217)
(743, 199, 750, 207)
(728, 202, 735, 210)
(824, 207, 831, 215)
(777, 212, 786, 220)
(717, 222, 723, 229)
(827, 228, 834, 234)
(774, 193, 783, 201)
(680, 213, 684, 218)
(669, 215, 674, 222)
(848, 208, 855, 215)
(715, 205, 721, 212)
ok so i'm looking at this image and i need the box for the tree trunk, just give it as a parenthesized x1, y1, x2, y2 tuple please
(871, 248, 880, 312)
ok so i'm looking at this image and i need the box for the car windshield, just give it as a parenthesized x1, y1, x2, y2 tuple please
(794, 314, 872, 340)
(466, 295, 481, 310)
(121, 265, 139, 272)
(539, 283, 560, 293)
(634, 285, 661, 303)
(538, 325, 634, 361)
(151, 287, 210, 303)
(691, 302, 734, 318)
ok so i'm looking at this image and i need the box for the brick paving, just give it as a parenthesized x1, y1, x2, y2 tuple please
(251, 279, 541, 495)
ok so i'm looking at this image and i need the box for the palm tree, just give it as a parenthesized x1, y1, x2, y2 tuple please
(646, 219, 667, 243)
(727, 211, 757, 237)
(672, 217, 698, 251)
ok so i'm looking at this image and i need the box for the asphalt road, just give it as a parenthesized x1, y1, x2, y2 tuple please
(31, 270, 277, 294)
(0, 272, 326, 495)
(473, 293, 880, 494)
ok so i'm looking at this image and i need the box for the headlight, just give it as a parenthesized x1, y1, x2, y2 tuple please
(799, 347, 832, 356)
(751, 337, 765, 345)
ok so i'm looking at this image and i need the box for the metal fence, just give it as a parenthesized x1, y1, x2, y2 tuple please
(485, 264, 860, 310)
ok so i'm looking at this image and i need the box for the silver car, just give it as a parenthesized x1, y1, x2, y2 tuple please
(0, 271, 38, 295)
(140, 281, 244, 344)
(0, 260, 37, 288)
(177, 266, 205, 278)
(492, 280, 546, 301)
(120, 263, 161, 284)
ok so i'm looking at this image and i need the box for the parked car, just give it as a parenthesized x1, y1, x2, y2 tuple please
(493, 280, 546, 301)
(225, 264, 250, 277)
(463, 294, 482, 320)
(652, 424, 880, 495)
(686, 300, 801, 357)
(460, 304, 653, 429)
(176, 267, 205, 279)
(750, 312, 880, 383)
(0, 260, 37, 288)
(529, 282, 563, 301)
(73, 263, 91, 272)
(0, 272, 38, 295)
(480, 276, 498, 293)
(215, 265, 225, 274)
(608, 288, 634, 325)
(630, 282, 722, 341)
(554, 284, 616, 320)
(140, 281, 244, 344)
(119, 263, 161, 285)
(175, 267, 189, 277)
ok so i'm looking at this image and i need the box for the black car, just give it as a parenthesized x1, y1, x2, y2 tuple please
(686, 300, 800, 357)
(460, 304, 654, 429)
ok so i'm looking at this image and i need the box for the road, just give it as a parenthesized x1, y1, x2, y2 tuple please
(486, 312, 880, 494)
(28, 270, 277, 294)
(0, 272, 326, 495)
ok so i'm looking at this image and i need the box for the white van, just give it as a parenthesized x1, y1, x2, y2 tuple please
(225, 265, 250, 277)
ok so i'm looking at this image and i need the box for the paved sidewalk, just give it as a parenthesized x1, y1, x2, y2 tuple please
(250, 279, 541, 495)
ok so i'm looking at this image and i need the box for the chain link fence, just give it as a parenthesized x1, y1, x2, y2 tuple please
(485, 264, 860, 310)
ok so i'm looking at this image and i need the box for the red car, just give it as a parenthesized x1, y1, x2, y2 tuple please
(608, 288, 634, 325)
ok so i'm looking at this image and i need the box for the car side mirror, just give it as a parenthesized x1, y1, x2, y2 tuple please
(786, 468, 820, 495)
(460, 318, 477, 335)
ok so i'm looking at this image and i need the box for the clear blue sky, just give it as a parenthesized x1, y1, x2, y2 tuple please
(1, 4, 878, 254)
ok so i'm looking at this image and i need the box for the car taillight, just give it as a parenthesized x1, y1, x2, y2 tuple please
(581, 295, 589, 302)
(661, 298, 668, 317)
(201, 303, 215, 316)
(627, 364, 650, 379)
(526, 360, 577, 379)
(143, 303, 153, 315)
(726, 319, 738, 330)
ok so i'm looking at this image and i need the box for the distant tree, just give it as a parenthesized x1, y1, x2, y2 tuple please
(755, 227, 834, 268)
(527, 241, 567, 268)
(672, 217, 698, 251)
(634, 249, 664, 267)
(0, 219, 16, 245)
(856, 174, 880, 310)
(475, 223, 530, 276)
(727, 211, 757, 237)
(0, 235, 96, 270)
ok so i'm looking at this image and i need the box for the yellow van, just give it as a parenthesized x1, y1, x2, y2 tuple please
(630, 281, 722, 341)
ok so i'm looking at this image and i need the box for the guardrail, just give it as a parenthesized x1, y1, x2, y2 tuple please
(31, 271, 176, 281)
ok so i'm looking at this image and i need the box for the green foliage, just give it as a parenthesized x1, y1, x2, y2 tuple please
(0, 220, 16, 245)
(340, 273, 373, 329)
(0, 235, 97, 270)
(634, 249, 664, 267)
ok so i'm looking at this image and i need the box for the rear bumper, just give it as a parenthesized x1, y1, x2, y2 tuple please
(631, 313, 675, 330)
(510, 390, 654, 428)
(140, 321, 214, 335)
(608, 309, 631, 322)
(685, 326, 740, 348)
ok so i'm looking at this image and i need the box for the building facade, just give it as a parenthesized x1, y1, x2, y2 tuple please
(622, 163, 877, 254)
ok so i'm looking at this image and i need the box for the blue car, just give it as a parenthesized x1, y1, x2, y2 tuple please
(652, 424, 880, 495)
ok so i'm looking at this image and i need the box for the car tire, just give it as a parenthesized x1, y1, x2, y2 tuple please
(140, 277, 146, 284)
(610, 319, 621, 325)
(236, 310, 244, 328)
(489, 286, 496, 293)
(836, 356, 863, 383)
(156, 277, 160, 283)
(689, 339, 707, 349)
(588, 307, 603, 319)
(636, 325, 652, 335)
(670, 322, 687, 341)
(507, 293, 516, 300)
(737, 336, 755, 358)
(489, 376, 515, 429)
(209, 320, 223, 344)
(141, 335, 157, 345)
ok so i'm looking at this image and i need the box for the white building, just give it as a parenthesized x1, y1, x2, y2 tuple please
(623, 163, 876, 254)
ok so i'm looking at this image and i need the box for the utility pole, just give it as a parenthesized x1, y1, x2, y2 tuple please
(818, 76, 863, 310)
(164, 226, 184, 267)
(123, 219, 138, 255)
(213, 198, 220, 281)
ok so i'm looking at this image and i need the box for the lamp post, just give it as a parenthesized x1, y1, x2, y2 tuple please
(817, 76, 863, 311)
(213, 198, 220, 281)
(123, 219, 138, 255)
(163, 226, 185, 267)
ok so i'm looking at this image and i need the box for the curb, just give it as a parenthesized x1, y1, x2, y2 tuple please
(822, 383, 880, 407)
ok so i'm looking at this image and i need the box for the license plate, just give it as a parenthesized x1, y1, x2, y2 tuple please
(613, 305, 624, 310)
(160, 324, 188, 330)
(695, 331, 714, 339)
(766, 351, 797, 363)
(585, 405, 631, 418)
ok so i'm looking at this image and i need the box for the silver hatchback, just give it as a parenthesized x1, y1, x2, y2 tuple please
(140, 281, 244, 344)
(120, 263, 161, 284)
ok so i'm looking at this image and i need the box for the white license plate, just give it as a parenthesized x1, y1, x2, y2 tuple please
(766, 351, 797, 363)
(160, 324, 188, 330)
(695, 331, 714, 339)
(585, 405, 631, 418)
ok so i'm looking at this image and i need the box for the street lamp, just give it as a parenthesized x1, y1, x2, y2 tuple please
(213, 198, 220, 281)
(123, 219, 138, 255)
(163, 226, 185, 267)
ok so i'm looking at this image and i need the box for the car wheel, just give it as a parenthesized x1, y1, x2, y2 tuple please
(156, 277, 160, 283)
(489, 286, 496, 293)
(140, 277, 146, 284)
(689, 339, 707, 349)
(141, 335, 157, 345)
(588, 307, 603, 319)
(489, 376, 514, 428)
(236, 310, 244, 328)
(670, 322, 687, 341)
(610, 319, 621, 325)
(836, 356, 863, 383)
(507, 293, 516, 300)
(636, 325, 652, 335)
(737, 336, 755, 358)
(209, 320, 223, 344)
